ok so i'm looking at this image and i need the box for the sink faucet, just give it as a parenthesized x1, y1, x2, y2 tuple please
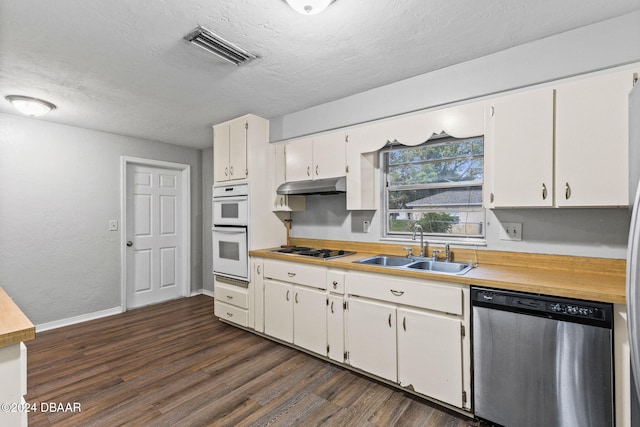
(412, 224, 425, 257)
(445, 244, 451, 262)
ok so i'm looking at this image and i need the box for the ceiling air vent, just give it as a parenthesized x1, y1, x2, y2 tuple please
(184, 26, 256, 66)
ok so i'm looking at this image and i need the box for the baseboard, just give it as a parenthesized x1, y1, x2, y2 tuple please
(36, 307, 123, 333)
(191, 288, 215, 298)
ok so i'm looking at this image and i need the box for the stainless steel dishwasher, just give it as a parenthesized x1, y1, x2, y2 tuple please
(472, 287, 614, 427)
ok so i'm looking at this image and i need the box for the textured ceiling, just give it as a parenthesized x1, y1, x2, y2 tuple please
(1, 0, 639, 149)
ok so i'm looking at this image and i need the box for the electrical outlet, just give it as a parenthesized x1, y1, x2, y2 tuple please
(363, 220, 371, 233)
(109, 220, 118, 231)
(499, 222, 522, 241)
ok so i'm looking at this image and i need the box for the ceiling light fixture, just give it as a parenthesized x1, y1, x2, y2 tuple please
(285, 0, 335, 15)
(5, 95, 56, 117)
(184, 26, 256, 66)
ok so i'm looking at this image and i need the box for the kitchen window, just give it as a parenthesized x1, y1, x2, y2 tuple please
(382, 135, 485, 241)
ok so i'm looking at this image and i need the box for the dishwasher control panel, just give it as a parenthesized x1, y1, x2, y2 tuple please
(472, 288, 612, 327)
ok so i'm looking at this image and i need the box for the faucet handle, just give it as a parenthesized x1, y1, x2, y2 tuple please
(432, 249, 443, 261)
(402, 247, 413, 257)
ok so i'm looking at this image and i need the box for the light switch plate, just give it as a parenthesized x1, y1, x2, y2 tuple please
(499, 222, 522, 241)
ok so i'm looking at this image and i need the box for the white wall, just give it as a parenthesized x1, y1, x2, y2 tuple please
(271, 11, 640, 259)
(0, 113, 203, 325)
(201, 147, 214, 294)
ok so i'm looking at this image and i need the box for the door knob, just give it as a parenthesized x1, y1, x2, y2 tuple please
(126, 241, 133, 247)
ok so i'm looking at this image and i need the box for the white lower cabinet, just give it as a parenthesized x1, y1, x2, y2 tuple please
(256, 258, 471, 412)
(397, 307, 463, 408)
(264, 279, 294, 343)
(346, 298, 397, 382)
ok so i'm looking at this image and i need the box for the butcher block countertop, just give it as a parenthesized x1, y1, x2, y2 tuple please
(250, 238, 626, 305)
(0, 288, 35, 348)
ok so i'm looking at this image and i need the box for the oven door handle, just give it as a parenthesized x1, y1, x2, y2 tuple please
(213, 196, 248, 203)
(212, 227, 246, 234)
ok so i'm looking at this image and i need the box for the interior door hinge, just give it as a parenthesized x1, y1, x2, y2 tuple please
(327, 344, 330, 355)
(344, 351, 349, 361)
(344, 301, 348, 310)
(461, 324, 466, 338)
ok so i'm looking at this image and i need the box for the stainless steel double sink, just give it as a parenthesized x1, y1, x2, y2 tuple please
(353, 255, 472, 275)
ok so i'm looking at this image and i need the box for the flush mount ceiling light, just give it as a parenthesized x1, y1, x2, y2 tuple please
(5, 95, 56, 117)
(285, 0, 335, 15)
(184, 26, 257, 66)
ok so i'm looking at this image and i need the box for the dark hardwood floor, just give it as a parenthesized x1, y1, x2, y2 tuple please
(25, 295, 474, 426)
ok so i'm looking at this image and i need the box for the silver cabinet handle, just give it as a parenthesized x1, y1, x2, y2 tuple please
(229, 166, 234, 176)
(403, 317, 406, 331)
(330, 301, 334, 314)
(126, 241, 133, 247)
(490, 105, 495, 117)
(280, 196, 284, 207)
(542, 183, 547, 200)
(286, 290, 290, 301)
(288, 272, 296, 277)
(390, 289, 404, 296)
(490, 193, 494, 203)
(388, 313, 392, 328)
(295, 293, 299, 304)
(332, 281, 338, 289)
(306, 166, 311, 176)
(224, 167, 228, 176)
(315, 165, 319, 176)
(257, 265, 261, 275)
(565, 182, 571, 200)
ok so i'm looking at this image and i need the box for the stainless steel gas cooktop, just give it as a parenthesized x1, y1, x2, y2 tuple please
(271, 246, 355, 260)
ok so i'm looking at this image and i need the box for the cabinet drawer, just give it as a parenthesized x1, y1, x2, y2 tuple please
(327, 270, 345, 294)
(215, 282, 249, 309)
(347, 272, 463, 315)
(264, 259, 326, 289)
(215, 300, 249, 327)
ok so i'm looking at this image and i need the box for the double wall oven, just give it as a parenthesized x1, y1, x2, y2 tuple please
(212, 184, 249, 282)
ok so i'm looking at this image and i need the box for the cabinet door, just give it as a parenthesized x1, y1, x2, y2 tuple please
(556, 70, 635, 207)
(264, 280, 293, 343)
(313, 132, 346, 179)
(346, 298, 397, 382)
(285, 139, 313, 182)
(327, 294, 344, 362)
(253, 259, 264, 333)
(228, 119, 247, 181)
(213, 124, 230, 183)
(397, 308, 463, 408)
(487, 88, 554, 207)
(272, 144, 305, 212)
(293, 286, 327, 355)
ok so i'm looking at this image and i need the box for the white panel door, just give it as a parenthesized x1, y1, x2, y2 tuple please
(264, 280, 293, 343)
(126, 164, 182, 308)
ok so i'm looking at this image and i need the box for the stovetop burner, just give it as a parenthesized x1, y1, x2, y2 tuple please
(272, 246, 355, 260)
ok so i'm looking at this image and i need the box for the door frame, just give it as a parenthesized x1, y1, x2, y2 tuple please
(120, 156, 191, 310)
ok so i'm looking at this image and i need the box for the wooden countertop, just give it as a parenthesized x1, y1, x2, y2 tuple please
(250, 239, 626, 304)
(0, 288, 35, 348)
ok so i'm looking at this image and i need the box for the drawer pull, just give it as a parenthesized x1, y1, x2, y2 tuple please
(332, 280, 338, 289)
(226, 295, 233, 300)
(288, 272, 296, 277)
(226, 312, 233, 317)
(390, 289, 404, 297)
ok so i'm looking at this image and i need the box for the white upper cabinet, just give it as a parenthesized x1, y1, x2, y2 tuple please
(272, 143, 305, 212)
(213, 118, 247, 183)
(485, 88, 555, 207)
(285, 131, 346, 182)
(555, 70, 636, 207)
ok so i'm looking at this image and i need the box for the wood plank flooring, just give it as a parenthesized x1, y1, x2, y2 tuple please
(25, 295, 474, 426)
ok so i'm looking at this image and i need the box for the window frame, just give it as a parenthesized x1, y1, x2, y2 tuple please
(380, 135, 486, 244)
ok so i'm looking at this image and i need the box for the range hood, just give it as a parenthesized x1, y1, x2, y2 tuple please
(276, 177, 346, 196)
